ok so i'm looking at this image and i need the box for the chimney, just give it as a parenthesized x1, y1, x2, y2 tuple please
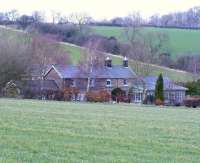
(105, 57, 112, 67)
(123, 56, 128, 67)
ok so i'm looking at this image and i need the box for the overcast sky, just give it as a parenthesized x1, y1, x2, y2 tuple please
(1, 0, 200, 20)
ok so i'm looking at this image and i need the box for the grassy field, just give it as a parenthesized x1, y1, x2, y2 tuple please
(91, 26, 200, 58)
(0, 99, 200, 162)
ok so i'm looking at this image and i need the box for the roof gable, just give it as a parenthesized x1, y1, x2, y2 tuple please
(47, 64, 137, 79)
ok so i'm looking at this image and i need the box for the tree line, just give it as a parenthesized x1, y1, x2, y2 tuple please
(94, 6, 200, 29)
(2, 6, 200, 29)
(0, 30, 70, 92)
(0, 8, 199, 89)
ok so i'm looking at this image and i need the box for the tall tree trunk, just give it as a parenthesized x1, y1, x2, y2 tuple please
(86, 77, 90, 92)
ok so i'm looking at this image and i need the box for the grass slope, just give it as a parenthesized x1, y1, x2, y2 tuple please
(0, 99, 200, 162)
(0, 26, 197, 82)
(61, 42, 196, 82)
(91, 26, 200, 58)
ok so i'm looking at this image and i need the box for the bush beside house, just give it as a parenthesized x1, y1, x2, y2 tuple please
(3, 81, 21, 98)
(184, 97, 200, 108)
(86, 90, 111, 102)
(155, 74, 164, 105)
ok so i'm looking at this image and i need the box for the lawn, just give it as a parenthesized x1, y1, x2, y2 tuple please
(0, 99, 200, 162)
(91, 26, 200, 58)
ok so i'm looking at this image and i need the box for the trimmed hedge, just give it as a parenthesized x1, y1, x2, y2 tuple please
(155, 99, 164, 106)
(86, 90, 111, 102)
(184, 97, 200, 108)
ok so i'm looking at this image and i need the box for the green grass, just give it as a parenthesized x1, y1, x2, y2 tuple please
(60, 43, 83, 65)
(91, 26, 200, 58)
(0, 99, 200, 162)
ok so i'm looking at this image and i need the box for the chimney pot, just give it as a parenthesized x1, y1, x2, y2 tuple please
(123, 56, 128, 67)
(105, 57, 112, 67)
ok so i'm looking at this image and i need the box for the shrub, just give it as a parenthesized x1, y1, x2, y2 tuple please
(112, 88, 126, 102)
(155, 99, 164, 106)
(23, 89, 35, 99)
(63, 88, 80, 101)
(86, 90, 111, 102)
(155, 74, 164, 102)
(3, 81, 21, 98)
(184, 97, 200, 108)
(54, 91, 64, 101)
(184, 80, 200, 96)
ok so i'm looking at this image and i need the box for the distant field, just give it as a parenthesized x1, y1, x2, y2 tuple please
(0, 99, 200, 162)
(91, 26, 200, 58)
(0, 26, 198, 82)
(61, 42, 197, 82)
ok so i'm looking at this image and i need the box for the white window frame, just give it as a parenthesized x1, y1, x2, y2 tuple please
(71, 80, 76, 87)
(106, 79, 112, 87)
(123, 79, 128, 86)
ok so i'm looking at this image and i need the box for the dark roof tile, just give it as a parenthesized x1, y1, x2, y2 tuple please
(52, 65, 136, 79)
(143, 76, 188, 91)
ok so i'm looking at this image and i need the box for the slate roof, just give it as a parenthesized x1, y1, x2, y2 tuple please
(27, 64, 52, 77)
(50, 65, 137, 79)
(143, 76, 188, 91)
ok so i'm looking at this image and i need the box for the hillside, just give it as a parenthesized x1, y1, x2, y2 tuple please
(61, 42, 197, 82)
(91, 26, 200, 58)
(0, 26, 198, 82)
(1, 99, 200, 162)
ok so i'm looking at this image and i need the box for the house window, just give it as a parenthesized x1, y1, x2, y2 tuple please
(123, 79, 128, 86)
(71, 80, 76, 87)
(175, 91, 183, 102)
(164, 92, 170, 100)
(90, 79, 95, 87)
(133, 92, 142, 103)
(169, 92, 175, 100)
(106, 79, 112, 87)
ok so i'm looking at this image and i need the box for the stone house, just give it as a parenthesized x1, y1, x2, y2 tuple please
(44, 57, 137, 101)
(43, 57, 188, 104)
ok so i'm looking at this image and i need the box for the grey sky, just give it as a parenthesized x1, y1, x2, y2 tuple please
(1, 0, 200, 20)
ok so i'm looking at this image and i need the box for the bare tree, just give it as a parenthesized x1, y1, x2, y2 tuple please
(7, 9, 19, 22)
(68, 12, 92, 34)
(78, 39, 105, 92)
(123, 12, 152, 75)
(32, 11, 45, 23)
(58, 15, 69, 24)
(51, 11, 61, 24)
(124, 12, 143, 44)
(124, 12, 169, 75)
(144, 32, 169, 64)
(30, 34, 70, 77)
(149, 14, 160, 26)
(0, 30, 31, 89)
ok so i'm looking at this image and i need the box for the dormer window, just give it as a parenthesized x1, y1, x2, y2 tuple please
(123, 79, 128, 86)
(106, 79, 112, 87)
